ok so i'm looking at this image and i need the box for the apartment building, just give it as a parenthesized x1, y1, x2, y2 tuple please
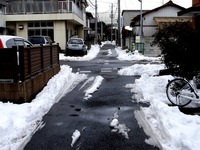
(5, 0, 88, 50)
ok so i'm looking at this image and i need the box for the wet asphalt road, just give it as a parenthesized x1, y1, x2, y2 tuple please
(24, 44, 159, 150)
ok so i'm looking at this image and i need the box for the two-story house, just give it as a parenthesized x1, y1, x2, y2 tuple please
(0, 0, 6, 35)
(122, 10, 148, 50)
(5, 0, 88, 50)
(84, 12, 94, 49)
(130, 0, 192, 57)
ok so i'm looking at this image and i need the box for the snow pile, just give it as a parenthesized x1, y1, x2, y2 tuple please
(118, 64, 165, 76)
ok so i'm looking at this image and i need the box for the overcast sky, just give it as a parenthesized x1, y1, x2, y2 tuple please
(86, 0, 192, 23)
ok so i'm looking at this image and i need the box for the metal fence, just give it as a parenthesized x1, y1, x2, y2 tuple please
(5, 0, 83, 19)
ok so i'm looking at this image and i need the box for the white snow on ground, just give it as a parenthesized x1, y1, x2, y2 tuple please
(118, 64, 165, 76)
(0, 41, 200, 150)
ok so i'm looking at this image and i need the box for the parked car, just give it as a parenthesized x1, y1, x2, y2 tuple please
(0, 35, 33, 48)
(28, 35, 54, 46)
(65, 37, 88, 56)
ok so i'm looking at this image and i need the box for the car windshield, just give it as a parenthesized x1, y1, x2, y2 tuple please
(68, 39, 83, 44)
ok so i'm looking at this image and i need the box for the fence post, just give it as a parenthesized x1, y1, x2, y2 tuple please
(40, 45, 44, 71)
(12, 46, 19, 82)
(18, 46, 25, 82)
(57, 43, 60, 64)
(27, 46, 31, 78)
(50, 44, 53, 68)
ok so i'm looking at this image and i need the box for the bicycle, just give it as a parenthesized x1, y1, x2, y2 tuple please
(166, 75, 200, 107)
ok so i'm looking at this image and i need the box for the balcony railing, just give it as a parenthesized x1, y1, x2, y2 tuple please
(5, 0, 83, 19)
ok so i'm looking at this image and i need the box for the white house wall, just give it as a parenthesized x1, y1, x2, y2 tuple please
(0, 15, 5, 28)
(143, 6, 183, 36)
(123, 11, 141, 26)
(16, 22, 27, 38)
(54, 21, 66, 49)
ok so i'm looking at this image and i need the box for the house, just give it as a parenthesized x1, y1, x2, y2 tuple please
(0, 0, 6, 35)
(178, 0, 200, 30)
(84, 12, 95, 49)
(4, 0, 88, 50)
(122, 10, 148, 50)
(130, 0, 192, 57)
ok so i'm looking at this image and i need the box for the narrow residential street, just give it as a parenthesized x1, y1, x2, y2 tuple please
(24, 44, 159, 150)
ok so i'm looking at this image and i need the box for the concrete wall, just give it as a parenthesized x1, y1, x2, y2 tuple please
(16, 22, 28, 38)
(0, 15, 5, 28)
(54, 20, 66, 49)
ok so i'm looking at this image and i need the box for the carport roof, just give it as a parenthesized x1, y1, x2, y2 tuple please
(154, 17, 192, 24)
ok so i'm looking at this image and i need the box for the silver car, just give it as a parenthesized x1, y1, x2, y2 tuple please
(65, 37, 88, 56)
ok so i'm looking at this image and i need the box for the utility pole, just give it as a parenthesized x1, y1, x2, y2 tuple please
(118, 0, 121, 46)
(101, 21, 103, 40)
(139, 0, 142, 51)
(110, 3, 113, 41)
(95, 0, 98, 44)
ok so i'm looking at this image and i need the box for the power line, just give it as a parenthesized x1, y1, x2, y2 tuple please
(87, 0, 95, 8)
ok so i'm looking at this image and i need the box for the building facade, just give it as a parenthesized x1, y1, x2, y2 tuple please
(130, 1, 192, 57)
(4, 0, 88, 50)
(122, 10, 148, 50)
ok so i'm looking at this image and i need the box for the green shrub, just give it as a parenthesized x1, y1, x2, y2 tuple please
(152, 21, 200, 74)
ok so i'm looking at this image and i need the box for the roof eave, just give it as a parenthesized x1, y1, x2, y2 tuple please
(178, 6, 200, 16)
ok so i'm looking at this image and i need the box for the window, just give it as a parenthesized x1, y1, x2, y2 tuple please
(28, 37, 45, 44)
(69, 39, 83, 44)
(14, 39, 24, 46)
(6, 39, 16, 48)
(28, 21, 54, 40)
(5, 38, 32, 48)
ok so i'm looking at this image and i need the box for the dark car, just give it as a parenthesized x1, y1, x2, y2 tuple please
(28, 36, 54, 46)
(65, 37, 88, 56)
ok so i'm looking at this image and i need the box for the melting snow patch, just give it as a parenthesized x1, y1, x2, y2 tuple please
(84, 76, 104, 100)
(110, 111, 130, 139)
(71, 130, 81, 147)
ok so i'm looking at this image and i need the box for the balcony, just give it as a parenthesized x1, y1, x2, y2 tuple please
(5, 0, 83, 19)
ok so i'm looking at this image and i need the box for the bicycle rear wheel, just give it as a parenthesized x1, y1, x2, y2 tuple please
(166, 78, 192, 107)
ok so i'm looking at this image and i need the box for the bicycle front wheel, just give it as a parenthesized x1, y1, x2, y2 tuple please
(166, 78, 192, 107)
